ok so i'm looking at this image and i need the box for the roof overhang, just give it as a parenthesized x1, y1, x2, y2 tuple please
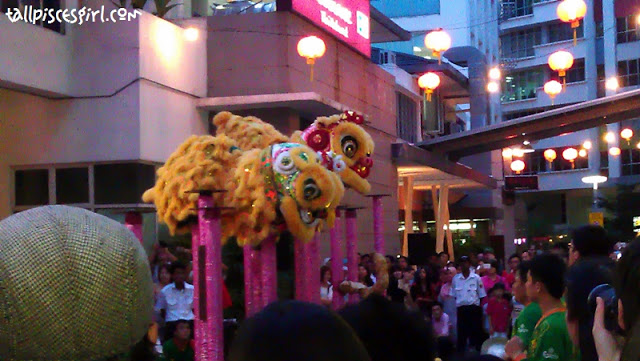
(370, 6, 412, 43)
(393, 142, 497, 190)
(196, 92, 366, 120)
(418, 88, 640, 159)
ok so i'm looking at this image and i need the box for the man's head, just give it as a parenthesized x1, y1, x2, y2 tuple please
(398, 256, 409, 270)
(431, 301, 443, 320)
(526, 253, 567, 302)
(477, 253, 484, 262)
(484, 248, 496, 261)
(174, 320, 192, 341)
(391, 265, 402, 280)
(171, 261, 187, 285)
(438, 252, 449, 266)
(508, 254, 521, 272)
(513, 261, 531, 304)
(521, 250, 531, 261)
(487, 260, 499, 276)
(569, 225, 613, 265)
(459, 256, 471, 275)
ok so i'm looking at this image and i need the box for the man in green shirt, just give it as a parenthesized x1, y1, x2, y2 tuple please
(509, 261, 542, 348)
(506, 253, 575, 361)
(161, 319, 194, 361)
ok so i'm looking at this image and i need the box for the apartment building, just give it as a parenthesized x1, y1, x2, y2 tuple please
(498, 0, 640, 240)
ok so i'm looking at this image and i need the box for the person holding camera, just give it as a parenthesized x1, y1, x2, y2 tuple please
(592, 238, 640, 361)
(505, 253, 576, 361)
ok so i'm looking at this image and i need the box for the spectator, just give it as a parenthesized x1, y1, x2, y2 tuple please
(569, 225, 614, 266)
(358, 264, 374, 287)
(593, 238, 640, 361)
(521, 251, 531, 262)
(484, 248, 497, 262)
(439, 266, 458, 341)
(149, 241, 178, 283)
(438, 252, 450, 268)
(432, 301, 451, 337)
(320, 265, 333, 307)
(505, 253, 575, 361)
(450, 255, 487, 352)
(486, 283, 512, 338)
(161, 319, 194, 361)
(502, 254, 521, 289)
(411, 267, 436, 314)
(229, 301, 371, 361)
(482, 260, 507, 293)
(565, 258, 614, 361)
(153, 264, 172, 341)
(398, 256, 410, 271)
(339, 295, 435, 361)
(508, 261, 541, 350)
(156, 261, 194, 341)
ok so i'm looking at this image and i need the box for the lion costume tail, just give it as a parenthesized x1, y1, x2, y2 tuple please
(213, 111, 289, 151)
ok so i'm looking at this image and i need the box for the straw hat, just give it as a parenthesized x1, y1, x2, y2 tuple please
(0, 206, 153, 361)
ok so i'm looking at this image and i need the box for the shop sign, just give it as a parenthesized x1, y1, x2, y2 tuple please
(278, 0, 371, 57)
(505, 176, 539, 191)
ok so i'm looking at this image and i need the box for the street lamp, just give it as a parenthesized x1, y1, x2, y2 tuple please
(424, 29, 451, 65)
(557, 0, 587, 45)
(582, 175, 607, 210)
(297, 36, 326, 81)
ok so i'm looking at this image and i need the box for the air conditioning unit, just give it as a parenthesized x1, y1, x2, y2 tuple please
(378, 50, 397, 65)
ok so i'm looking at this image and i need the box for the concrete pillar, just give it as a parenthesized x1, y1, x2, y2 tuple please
(469, 56, 489, 129)
(402, 176, 414, 257)
(584, 0, 598, 100)
(603, 0, 620, 178)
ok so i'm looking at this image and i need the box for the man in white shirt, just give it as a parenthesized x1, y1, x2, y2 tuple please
(450, 256, 487, 352)
(156, 261, 194, 341)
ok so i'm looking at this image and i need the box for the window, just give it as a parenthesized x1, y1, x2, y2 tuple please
(549, 59, 585, 84)
(596, 21, 604, 38)
(502, 68, 545, 102)
(618, 58, 640, 87)
(1, 0, 65, 34)
(597, 65, 606, 98)
(396, 92, 418, 143)
(14, 169, 49, 206)
(56, 167, 89, 204)
(501, 0, 533, 20)
(500, 27, 542, 59)
(548, 21, 584, 43)
(94, 163, 156, 204)
(616, 15, 639, 44)
(621, 148, 640, 176)
(521, 147, 589, 175)
(421, 89, 444, 136)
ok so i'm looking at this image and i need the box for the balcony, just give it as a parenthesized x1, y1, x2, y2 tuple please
(501, 81, 589, 113)
(500, 0, 561, 31)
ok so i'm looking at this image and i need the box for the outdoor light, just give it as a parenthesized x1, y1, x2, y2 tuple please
(621, 128, 633, 144)
(605, 77, 619, 91)
(184, 27, 199, 41)
(548, 51, 574, 87)
(583, 140, 592, 150)
(522, 141, 535, 153)
(544, 80, 563, 104)
(637, 142, 640, 149)
(489, 67, 501, 80)
(563, 147, 578, 168)
(511, 160, 525, 174)
(610, 147, 621, 156)
(502, 148, 513, 158)
(297, 36, 326, 81)
(487, 81, 500, 93)
(424, 29, 451, 65)
(418, 72, 441, 102)
(512, 148, 525, 158)
(544, 149, 557, 163)
(557, 0, 587, 45)
(604, 131, 616, 144)
(582, 175, 607, 190)
(579, 149, 587, 157)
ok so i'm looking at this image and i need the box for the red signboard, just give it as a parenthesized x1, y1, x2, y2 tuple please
(278, 0, 371, 57)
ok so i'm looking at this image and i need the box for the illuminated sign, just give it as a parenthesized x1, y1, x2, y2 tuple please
(278, 0, 371, 57)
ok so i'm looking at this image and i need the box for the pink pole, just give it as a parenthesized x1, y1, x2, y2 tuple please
(190, 223, 205, 361)
(125, 211, 143, 244)
(306, 235, 321, 304)
(345, 209, 359, 304)
(330, 210, 345, 310)
(243, 245, 262, 317)
(372, 196, 385, 255)
(260, 235, 278, 308)
(294, 237, 306, 301)
(197, 195, 223, 361)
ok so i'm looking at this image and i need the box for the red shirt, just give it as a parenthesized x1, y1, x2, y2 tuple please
(486, 298, 512, 332)
(502, 270, 515, 289)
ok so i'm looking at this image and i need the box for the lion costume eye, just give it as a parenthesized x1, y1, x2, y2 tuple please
(341, 136, 358, 158)
(274, 151, 297, 175)
(303, 179, 321, 201)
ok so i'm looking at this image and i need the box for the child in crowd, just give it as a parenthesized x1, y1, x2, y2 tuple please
(486, 283, 512, 339)
(431, 302, 451, 338)
(161, 319, 195, 361)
